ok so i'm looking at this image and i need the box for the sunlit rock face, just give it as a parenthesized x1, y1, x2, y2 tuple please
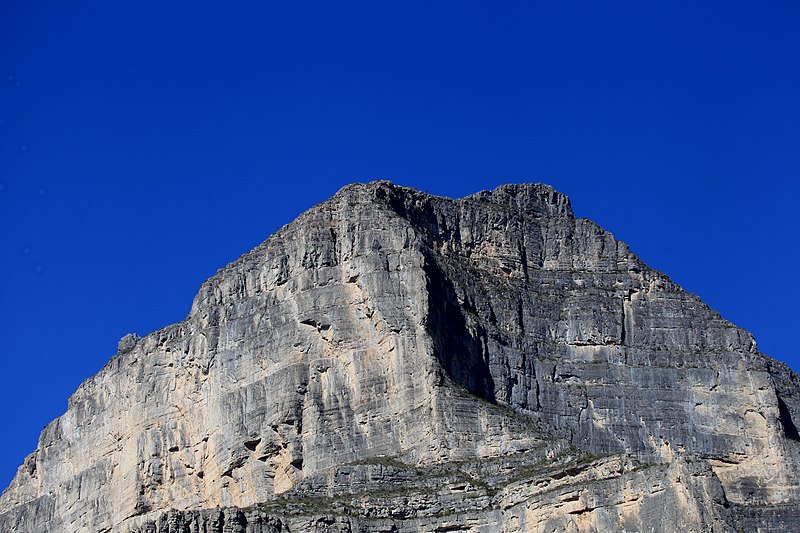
(1, 181, 798, 532)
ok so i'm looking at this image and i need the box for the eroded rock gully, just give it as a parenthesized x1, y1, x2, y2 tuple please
(2, 181, 798, 532)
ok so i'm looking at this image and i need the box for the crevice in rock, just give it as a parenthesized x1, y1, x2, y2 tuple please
(329, 227, 338, 263)
(422, 250, 495, 402)
(222, 456, 247, 478)
(434, 526, 471, 533)
(299, 318, 331, 331)
(568, 506, 596, 515)
(777, 396, 800, 441)
(216, 509, 224, 533)
(518, 238, 530, 281)
(244, 438, 262, 452)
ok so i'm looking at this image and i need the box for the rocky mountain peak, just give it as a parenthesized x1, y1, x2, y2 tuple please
(332, 180, 573, 218)
(1, 182, 798, 533)
(465, 183, 574, 218)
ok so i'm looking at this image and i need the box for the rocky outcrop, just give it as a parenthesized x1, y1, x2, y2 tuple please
(1, 181, 798, 532)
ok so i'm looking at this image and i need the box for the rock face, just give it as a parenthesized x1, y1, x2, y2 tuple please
(1, 181, 798, 532)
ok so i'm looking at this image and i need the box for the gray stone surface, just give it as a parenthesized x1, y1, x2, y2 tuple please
(118, 333, 141, 354)
(1, 181, 798, 532)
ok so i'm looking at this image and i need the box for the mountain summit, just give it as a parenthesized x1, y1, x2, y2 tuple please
(2, 181, 798, 532)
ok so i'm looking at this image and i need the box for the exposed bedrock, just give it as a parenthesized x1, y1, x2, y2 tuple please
(1, 181, 797, 532)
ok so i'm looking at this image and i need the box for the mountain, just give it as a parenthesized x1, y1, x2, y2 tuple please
(1, 181, 798, 532)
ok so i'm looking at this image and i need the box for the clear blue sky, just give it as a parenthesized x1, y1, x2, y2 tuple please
(1, 1, 798, 489)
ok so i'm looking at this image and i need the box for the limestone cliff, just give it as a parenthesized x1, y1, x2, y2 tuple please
(1, 181, 798, 532)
